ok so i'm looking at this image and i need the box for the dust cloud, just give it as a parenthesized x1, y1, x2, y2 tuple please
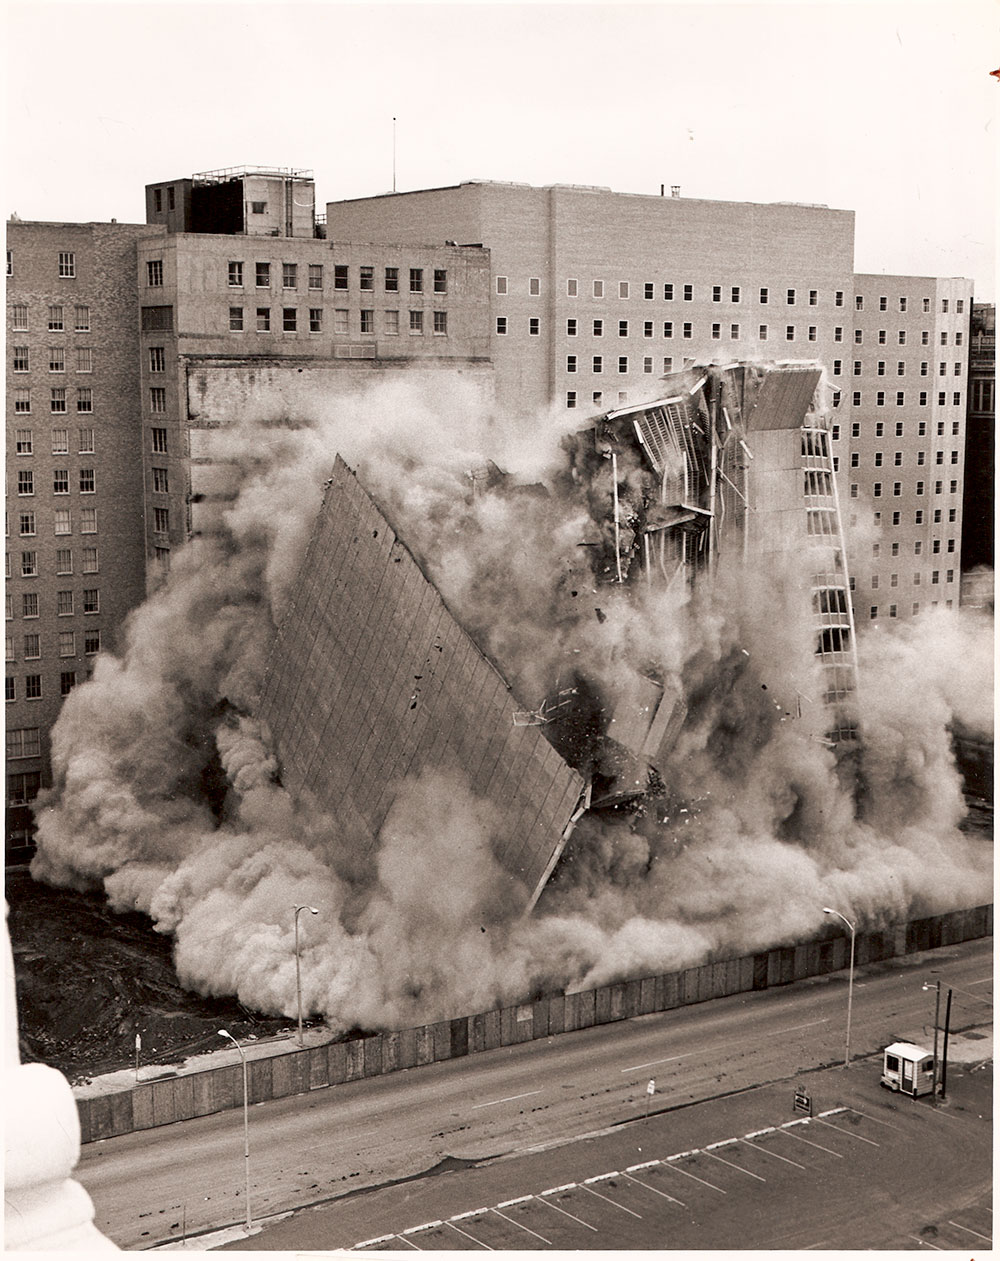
(31, 375, 993, 1030)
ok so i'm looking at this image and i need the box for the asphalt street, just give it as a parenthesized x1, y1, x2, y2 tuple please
(75, 937, 992, 1249)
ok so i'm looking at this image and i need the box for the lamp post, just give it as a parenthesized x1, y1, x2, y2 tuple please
(293, 905, 319, 1048)
(922, 980, 942, 1101)
(823, 907, 856, 1068)
(218, 1030, 251, 1231)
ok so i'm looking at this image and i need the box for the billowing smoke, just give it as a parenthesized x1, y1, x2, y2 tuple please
(31, 375, 993, 1030)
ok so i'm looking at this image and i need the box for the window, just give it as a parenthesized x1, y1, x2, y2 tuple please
(915, 482, 924, 496)
(495, 316, 507, 335)
(618, 319, 629, 337)
(229, 306, 244, 331)
(893, 482, 901, 496)
(529, 277, 540, 296)
(155, 547, 170, 575)
(7, 728, 40, 759)
(759, 287, 769, 304)
(851, 421, 860, 437)
(948, 507, 957, 523)
(432, 310, 448, 335)
(850, 484, 858, 498)
(141, 306, 173, 331)
(24, 674, 42, 701)
(333, 309, 349, 335)
(84, 630, 101, 655)
(49, 347, 65, 373)
(855, 295, 864, 310)
(250, 200, 266, 214)
(496, 276, 508, 295)
(873, 482, 882, 497)
(683, 284, 692, 301)
(4, 679, 13, 703)
(567, 318, 578, 336)
(712, 286, 721, 302)
(643, 357, 653, 373)
(878, 330, 887, 344)
(932, 539, 941, 554)
(809, 290, 818, 306)
(14, 389, 30, 414)
(618, 356, 628, 373)
(57, 590, 73, 615)
(663, 283, 673, 300)
(147, 260, 163, 286)
(594, 320, 604, 336)
(855, 330, 863, 345)
(24, 633, 40, 658)
(151, 427, 167, 454)
(46, 304, 64, 331)
(308, 264, 323, 290)
(153, 467, 169, 493)
(228, 261, 243, 287)
(850, 453, 860, 468)
(894, 451, 903, 465)
(256, 307, 271, 332)
(683, 322, 692, 339)
(22, 592, 38, 617)
(949, 479, 958, 494)
(58, 252, 75, 277)
(18, 512, 35, 536)
(593, 391, 603, 406)
(876, 391, 885, 406)
(956, 299, 964, 314)
(354, 265, 372, 292)
(566, 355, 577, 373)
(919, 393, 927, 406)
(410, 268, 423, 293)
(899, 331, 906, 345)
(255, 262, 271, 287)
(50, 388, 67, 413)
(940, 331, 948, 346)
(896, 392, 904, 406)
(833, 360, 842, 376)
(663, 321, 672, 338)
(309, 308, 322, 333)
(915, 509, 924, 523)
(56, 549, 72, 574)
(82, 546, 98, 571)
(786, 326, 795, 341)
(6, 250, 11, 277)
(593, 355, 603, 373)
(409, 310, 424, 334)
(879, 295, 887, 311)
(644, 283, 654, 300)
(79, 468, 95, 493)
(149, 387, 166, 413)
(787, 289, 796, 305)
(942, 299, 949, 314)
(875, 422, 884, 436)
(759, 325, 768, 341)
(953, 392, 961, 406)
(835, 291, 844, 307)
(921, 331, 929, 345)
(712, 323, 721, 340)
(15, 552, 31, 577)
(15, 429, 32, 454)
(61, 671, 76, 695)
(644, 321, 653, 338)
(82, 589, 99, 614)
(731, 324, 740, 340)
(282, 308, 297, 332)
(528, 317, 539, 336)
(153, 507, 169, 534)
(18, 470, 34, 496)
(568, 278, 579, 297)
(872, 575, 879, 589)
(808, 326, 817, 342)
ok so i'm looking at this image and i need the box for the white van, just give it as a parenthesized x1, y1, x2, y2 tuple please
(881, 1042, 935, 1097)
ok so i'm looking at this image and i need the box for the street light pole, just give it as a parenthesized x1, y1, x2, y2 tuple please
(218, 1030, 251, 1231)
(293, 905, 319, 1048)
(823, 907, 856, 1068)
(922, 980, 942, 1100)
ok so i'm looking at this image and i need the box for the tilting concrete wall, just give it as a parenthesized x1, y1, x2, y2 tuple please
(75, 903, 992, 1142)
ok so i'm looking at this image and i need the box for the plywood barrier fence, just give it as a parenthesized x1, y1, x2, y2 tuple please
(76, 903, 992, 1142)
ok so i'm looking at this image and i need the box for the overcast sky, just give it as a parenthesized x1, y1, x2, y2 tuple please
(5, 0, 997, 299)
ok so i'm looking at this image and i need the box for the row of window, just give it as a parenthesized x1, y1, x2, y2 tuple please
(8, 769, 43, 805)
(7, 728, 41, 758)
(225, 306, 448, 335)
(7, 251, 78, 278)
(15, 470, 97, 495)
(871, 539, 956, 557)
(13, 388, 94, 414)
(868, 601, 954, 619)
(13, 429, 96, 454)
(170, 261, 454, 295)
(6, 656, 96, 700)
(865, 570, 956, 588)
(843, 391, 962, 408)
(12, 509, 101, 536)
(7, 628, 102, 663)
(565, 391, 630, 410)
(833, 420, 961, 439)
(8, 547, 100, 580)
(7, 589, 100, 617)
(850, 480, 960, 498)
(848, 450, 960, 468)
(10, 304, 90, 331)
(11, 347, 94, 372)
(834, 361, 964, 376)
(507, 278, 850, 305)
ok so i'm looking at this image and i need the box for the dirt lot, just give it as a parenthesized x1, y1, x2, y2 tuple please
(6, 868, 292, 1083)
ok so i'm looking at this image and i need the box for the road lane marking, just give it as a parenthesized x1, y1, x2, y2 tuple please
(581, 1183, 642, 1217)
(740, 1137, 805, 1169)
(702, 1149, 766, 1181)
(622, 1171, 686, 1206)
(813, 1117, 879, 1147)
(537, 1196, 599, 1231)
(948, 1220, 992, 1243)
(472, 1090, 542, 1109)
(489, 1207, 551, 1245)
(779, 1127, 843, 1157)
(663, 1158, 726, 1193)
(773, 1018, 830, 1035)
(620, 1053, 685, 1073)
(446, 1220, 494, 1249)
(967, 977, 992, 986)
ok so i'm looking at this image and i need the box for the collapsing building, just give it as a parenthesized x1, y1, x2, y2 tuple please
(257, 362, 859, 913)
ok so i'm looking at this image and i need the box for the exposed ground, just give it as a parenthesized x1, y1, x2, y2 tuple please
(7, 737, 992, 1084)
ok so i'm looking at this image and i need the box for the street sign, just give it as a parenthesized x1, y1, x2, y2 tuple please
(647, 1079, 655, 1096)
(793, 1086, 812, 1115)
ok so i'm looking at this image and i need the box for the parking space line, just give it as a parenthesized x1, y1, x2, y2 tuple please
(581, 1183, 642, 1217)
(948, 1220, 992, 1243)
(909, 1236, 942, 1249)
(622, 1171, 686, 1206)
(813, 1117, 880, 1147)
(353, 1235, 395, 1249)
(844, 1107, 905, 1133)
(489, 1207, 551, 1245)
(537, 1196, 599, 1231)
(774, 1018, 830, 1035)
(452, 1209, 488, 1221)
(702, 1149, 766, 1181)
(620, 1053, 685, 1073)
(739, 1137, 805, 1169)
(472, 1090, 542, 1109)
(446, 1220, 494, 1249)
(663, 1158, 727, 1193)
(778, 1126, 843, 1157)
(395, 1235, 422, 1249)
